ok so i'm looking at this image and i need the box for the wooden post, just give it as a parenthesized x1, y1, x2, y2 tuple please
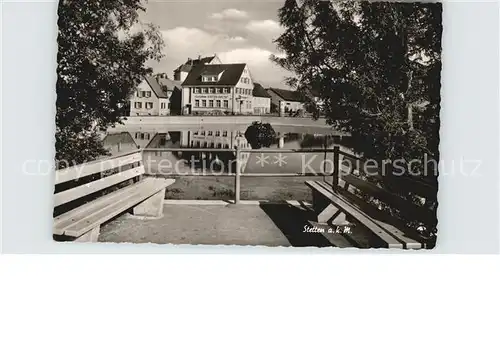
(333, 146, 340, 190)
(234, 147, 241, 204)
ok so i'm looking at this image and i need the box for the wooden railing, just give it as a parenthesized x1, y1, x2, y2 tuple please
(140, 146, 437, 204)
(141, 146, 340, 204)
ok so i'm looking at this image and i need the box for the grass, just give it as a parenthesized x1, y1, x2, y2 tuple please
(162, 175, 331, 202)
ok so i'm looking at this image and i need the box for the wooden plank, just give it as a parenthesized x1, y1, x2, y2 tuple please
(316, 181, 423, 249)
(63, 179, 174, 237)
(342, 174, 434, 223)
(305, 181, 403, 248)
(55, 151, 142, 185)
(53, 166, 145, 207)
(53, 180, 150, 234)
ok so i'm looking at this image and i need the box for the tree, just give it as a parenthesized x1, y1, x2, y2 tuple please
(56, 0, 164, 167)
(244, 122, 277, 149)
(272, 1, 441, 230)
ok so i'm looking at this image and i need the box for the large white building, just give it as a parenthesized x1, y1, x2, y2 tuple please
(181, 63, 256, 115)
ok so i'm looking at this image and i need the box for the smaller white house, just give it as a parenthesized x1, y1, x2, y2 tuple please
(266, 88, 306, 117)
(129, 76, 181, 116)
(252, 83, 271, 115)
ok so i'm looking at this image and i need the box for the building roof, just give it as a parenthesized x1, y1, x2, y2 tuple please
(182, 63, 247, 86)
(174, 55, 216, 73)
(253, 83, 271, 98)
(267, 88, 306, 102)
(157, 77, 182, 91)
(145, 76, 168, 98)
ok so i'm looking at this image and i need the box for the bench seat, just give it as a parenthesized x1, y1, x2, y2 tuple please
(305, 180, 423, 249)
(54, 177, 174, 241)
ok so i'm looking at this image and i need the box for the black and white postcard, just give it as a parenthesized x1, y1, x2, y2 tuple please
(53, 0, 442, 249)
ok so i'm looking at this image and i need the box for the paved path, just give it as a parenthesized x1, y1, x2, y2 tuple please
(100, 203, 290, 246)
(99, 202, 336, 247)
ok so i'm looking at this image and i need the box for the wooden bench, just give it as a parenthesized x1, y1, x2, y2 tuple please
(53, 150, 175, 242)
(305, 153, 437, 249)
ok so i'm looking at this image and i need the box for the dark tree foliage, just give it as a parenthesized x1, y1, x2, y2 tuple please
(245, 122, 277, 149)
(56, 0, 164, 167)
(272, 0, 442, 231)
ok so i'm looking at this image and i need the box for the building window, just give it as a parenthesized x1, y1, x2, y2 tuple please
(201, 131, 205, 136)
(215, 131, 220, 137)
(146, 102, 153, 109)
(216, 88, 221, 94)
(195, 88, 200, 93)
(135, 132, 140, 138)
(223, 88, 229, 94)
(209, 100, 214, 108)
(223, 131, 228, 137)
(217, 143, 222, 149)
(140, 133, 145, 140)
(136, 91, 141, 97)
(210, 143, 215, 148)
(223, 100, 229, 108)
(202, 100, 207, 107)
(216, 100, 221, 108)
(208, 131, 213, 136)
(195, 100, 199, 107)
(145, 91, 152, 98)
(202, 88, 208, 94)
(209, 88, 215, 94)
(134, 102, 142, 109)
(160, 102, 166, 109)
(194, 131, 199, 136)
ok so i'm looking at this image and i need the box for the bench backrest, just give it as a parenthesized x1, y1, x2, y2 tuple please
(54, 150, 144, 208)
(338, 151, 437, 225)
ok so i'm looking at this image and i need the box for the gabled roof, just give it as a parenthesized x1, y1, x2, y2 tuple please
(145, 76, 168, 98)
(157, 77, 182, 91)
(267, 88, 305, 102)
(182, 64, 246, 86)
(174, 55, 216, 73)
(253, 83, 271, 98)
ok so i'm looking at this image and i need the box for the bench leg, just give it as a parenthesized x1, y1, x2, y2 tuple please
(75, 226, 100, 243)
(132, 189, 165, 218)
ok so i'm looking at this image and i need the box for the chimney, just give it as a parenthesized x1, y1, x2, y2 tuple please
(198, 55, 201, 60)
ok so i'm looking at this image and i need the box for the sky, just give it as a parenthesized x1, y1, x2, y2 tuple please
(140, 0, 292, 89)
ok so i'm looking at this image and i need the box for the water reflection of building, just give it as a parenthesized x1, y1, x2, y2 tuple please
(102, 132, 138, 154)
(143, 129, 250, 150)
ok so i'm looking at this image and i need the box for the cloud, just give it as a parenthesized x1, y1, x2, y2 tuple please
(158, 26, 290, 88)
(218, 47, 291, 87)
(162, 27, 219, 53)
(210, 9, 248, 20)
(226, 36, 247, 43)
(245, 19, 283, 37)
